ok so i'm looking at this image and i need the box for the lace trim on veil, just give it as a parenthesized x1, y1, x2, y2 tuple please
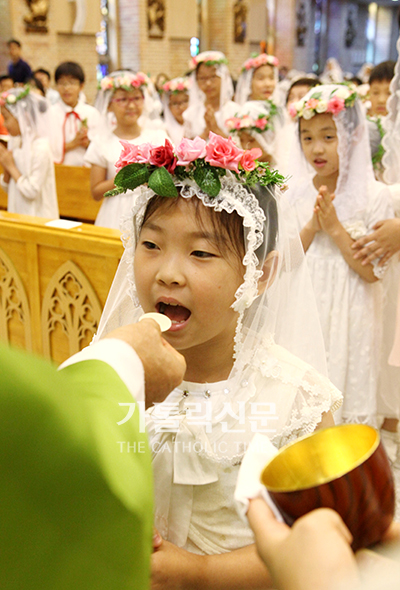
(119, 174, 266, 356)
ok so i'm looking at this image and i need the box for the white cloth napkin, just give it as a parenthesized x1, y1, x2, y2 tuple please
(234, 433, 283, 522)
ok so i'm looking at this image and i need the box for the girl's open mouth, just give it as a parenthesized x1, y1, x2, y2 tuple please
(157, 301, 191, 331)
(314, 159, 327, 167)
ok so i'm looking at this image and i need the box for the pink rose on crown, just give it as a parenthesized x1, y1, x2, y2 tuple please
(288, 103, 297, 118)
(115, 141, 141, 172)
(149, 139, 177, 173)
(240, 148, 262, 172)
(137, 142, 156, 163)
(327, 96, 345, 115)
(205, 132, 244, 173)
(255, 117, 268, 130)
(175, 137, 207, 166)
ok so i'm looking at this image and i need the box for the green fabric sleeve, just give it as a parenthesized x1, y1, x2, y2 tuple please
(0, 344, 153, 590)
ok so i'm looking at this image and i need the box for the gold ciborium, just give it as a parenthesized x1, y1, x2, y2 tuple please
(261, 424, 395, 550)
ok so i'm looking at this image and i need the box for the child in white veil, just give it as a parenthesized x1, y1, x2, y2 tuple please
(183, 51, 238, 139)
(85, 71, 168, 229)
(93, 132, 341, 585)
(226, 99, 284, 167)
(235, 53, 280, 106)
(0, 85, 58, 218)
(160, 77, 190, 146)
(287, 84, 393, 427)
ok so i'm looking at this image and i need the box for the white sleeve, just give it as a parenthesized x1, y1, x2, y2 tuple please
(84, 136, 107, 168)
(15, 140, 52, 200)
(87, 108, 101, 140)
(59, 339, 145, 403)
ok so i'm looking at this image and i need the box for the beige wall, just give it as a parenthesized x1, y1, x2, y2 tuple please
(117, 0, 295, 84)
(1, 0, 100, 104)
(1, 1, 298, 100)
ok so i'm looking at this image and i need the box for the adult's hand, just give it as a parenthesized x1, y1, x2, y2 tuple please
(352, 218, 400, 266)
(105, 319, 186, 407)
(247, 498, 359, 590)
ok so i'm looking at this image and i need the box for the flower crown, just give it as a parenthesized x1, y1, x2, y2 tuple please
(99, 72, 149, 92)
(289, 85, 358, 120)
(161, 77, 191, 94)
(0, 85, 30, 107)
(242, 53, 279, 73)
(105, 133, 285, 200)
(226, 101, 278, 134)
(189, 52, 228, 72)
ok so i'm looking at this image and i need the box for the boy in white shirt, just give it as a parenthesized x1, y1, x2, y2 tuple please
(49, 61, 99, 166)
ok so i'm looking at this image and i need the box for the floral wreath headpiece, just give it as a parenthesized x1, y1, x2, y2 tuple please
(105, 132, 285, 200)
(98, 72, 149, 92)
(189, 52, 229, 72)
(161, 77, 191, 94)
(242, 53, 279, 73)
(226, 100, 278, 134)
(0, 85, 30, 107)
(289, 85, 358, 120)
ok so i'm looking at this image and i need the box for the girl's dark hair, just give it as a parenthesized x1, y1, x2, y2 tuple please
(34, 68, 51, 80)
(27, 76, 46, 97)
(55, 62, 85, 84)
(141, 184, 278, 264)
(286, 77, 319, 104)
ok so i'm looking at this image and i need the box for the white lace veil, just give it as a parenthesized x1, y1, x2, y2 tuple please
(187, 51, 234, 111)
(320, 58, 344, 84)
(2, 86, 50, 173)
(94, 170, 328, 385)
(235, 55, 279, 106)
(287, 84, 375, 223)
(382, 35, 400, 184)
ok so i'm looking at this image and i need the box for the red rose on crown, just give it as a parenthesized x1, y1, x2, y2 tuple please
(149, 139, 177, 173)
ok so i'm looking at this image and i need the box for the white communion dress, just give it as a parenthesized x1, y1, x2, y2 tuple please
(146, 341, 341, 554)
(1, 137, 58, 218)
(289, 177, 393, 425)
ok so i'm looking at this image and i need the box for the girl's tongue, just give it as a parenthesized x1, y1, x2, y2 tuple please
(158, 302, 191, 323)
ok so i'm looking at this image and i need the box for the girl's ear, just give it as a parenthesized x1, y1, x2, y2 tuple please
(258, 250, 279, 295)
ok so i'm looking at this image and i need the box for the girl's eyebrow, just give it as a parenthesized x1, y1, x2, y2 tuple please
(143, 221, 220, 242)
(300, 126, 336, 134)
(142, 221, 163, 232)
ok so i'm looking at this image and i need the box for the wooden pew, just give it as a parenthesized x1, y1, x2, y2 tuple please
(0, 164, 102, 224)
(0, 211, 122, 365)
(54, 163, 102, 223)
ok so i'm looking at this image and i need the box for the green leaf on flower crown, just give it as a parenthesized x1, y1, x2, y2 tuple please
(104, 186, 127, 198)
(114, 163, 150, 190)
(148, 166, 178, 197)
(193, 165, 221, 197)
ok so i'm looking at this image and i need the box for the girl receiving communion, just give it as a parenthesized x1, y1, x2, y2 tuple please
(94, 132, 341, 588)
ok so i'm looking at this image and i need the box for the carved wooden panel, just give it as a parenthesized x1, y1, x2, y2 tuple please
(0, 247, 32, 350)
(41, 260, 102, 362)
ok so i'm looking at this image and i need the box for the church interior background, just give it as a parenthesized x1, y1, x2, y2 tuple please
(0, 0, 399, 104)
